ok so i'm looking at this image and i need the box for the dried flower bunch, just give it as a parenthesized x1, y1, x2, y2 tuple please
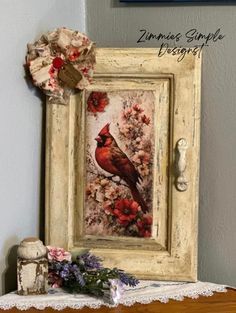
(26, 28, 95, 104)
(47, 246, 139, 303)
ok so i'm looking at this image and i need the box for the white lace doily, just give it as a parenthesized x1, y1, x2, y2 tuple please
(0, 281, 228, 310)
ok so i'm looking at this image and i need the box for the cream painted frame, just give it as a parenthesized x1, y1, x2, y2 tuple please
(46, 48, 201, 281)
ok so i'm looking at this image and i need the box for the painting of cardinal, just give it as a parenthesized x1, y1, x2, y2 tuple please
(85, 90, 155, 238)
(95, 123, 149, 213)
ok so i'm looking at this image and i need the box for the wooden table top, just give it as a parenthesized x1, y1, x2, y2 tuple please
(1, 288, 236, 313)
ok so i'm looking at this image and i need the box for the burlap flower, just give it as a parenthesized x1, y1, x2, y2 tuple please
(26, 27, 96, 104)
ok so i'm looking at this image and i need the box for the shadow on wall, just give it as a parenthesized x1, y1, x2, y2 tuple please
(111, 0, 200, 7)
(111, 0, 225, 7)
(38, 99, 46, 243)
(24, 64, 46, 243)
(1, 238, 19, 294)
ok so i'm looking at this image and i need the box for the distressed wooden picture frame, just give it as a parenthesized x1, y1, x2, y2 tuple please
(46, 48, 201, 281)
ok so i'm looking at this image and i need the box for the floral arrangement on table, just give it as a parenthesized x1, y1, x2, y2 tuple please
(26, 27, 95, 104)
(47, 246, 139, 304)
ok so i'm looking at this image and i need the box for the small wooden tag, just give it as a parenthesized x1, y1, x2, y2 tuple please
(58, 63, 82, 89)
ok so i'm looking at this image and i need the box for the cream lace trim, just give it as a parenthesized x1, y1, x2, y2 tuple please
(0, 281, 228, 310)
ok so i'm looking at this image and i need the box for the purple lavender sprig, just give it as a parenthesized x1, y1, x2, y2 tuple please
(60, 263, 85, 287)
(49, 261, 85, 288)
(76, 252, 103, 271)
(113, 269, 139, 287)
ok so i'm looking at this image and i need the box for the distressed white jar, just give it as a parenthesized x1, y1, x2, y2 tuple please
(17, 237, 47, 260)
(17, 237, 48, 295)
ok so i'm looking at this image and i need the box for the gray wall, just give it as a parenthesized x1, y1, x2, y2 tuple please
(86, 0, 236, 286)
(0, 0, 85, 295)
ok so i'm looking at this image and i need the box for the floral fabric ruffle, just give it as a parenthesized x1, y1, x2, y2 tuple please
(26, 28, 95, 104)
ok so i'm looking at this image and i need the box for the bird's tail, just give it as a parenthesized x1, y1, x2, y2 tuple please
(129, 182, 149, 213)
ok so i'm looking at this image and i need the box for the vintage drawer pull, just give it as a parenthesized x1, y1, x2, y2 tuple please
(175, 138, 188, 192)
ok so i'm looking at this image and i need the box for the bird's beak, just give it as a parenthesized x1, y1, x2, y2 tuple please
(95, 136, 102, 143)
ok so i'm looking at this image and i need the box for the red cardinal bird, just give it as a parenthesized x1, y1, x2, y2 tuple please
(95, 123, 149, 213)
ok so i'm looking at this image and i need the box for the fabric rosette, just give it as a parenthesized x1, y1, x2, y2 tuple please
(26, 27, 96, 104)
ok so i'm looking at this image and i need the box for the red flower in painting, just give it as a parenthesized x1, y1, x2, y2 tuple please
(113, 199, 141, 226)
(137, 215, 152, 238)
(87, 92, 109, 113)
